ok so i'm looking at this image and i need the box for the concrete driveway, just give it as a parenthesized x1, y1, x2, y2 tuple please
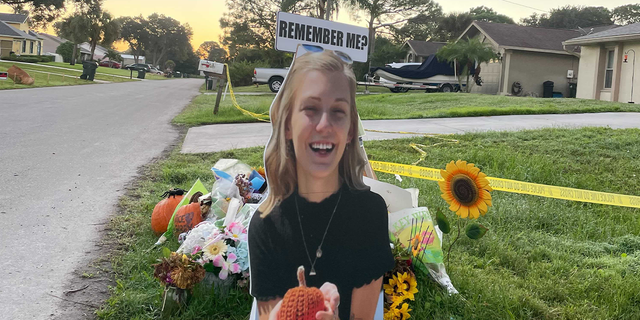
(0, 79, 201, 319)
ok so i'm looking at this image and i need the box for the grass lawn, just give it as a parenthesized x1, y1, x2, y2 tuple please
(0, 62, 94, 89)
(0, 61, 135, 85)
(41, 62, 168, 80)
(99, 127, 640, 319)
(173, 87, 640, 126)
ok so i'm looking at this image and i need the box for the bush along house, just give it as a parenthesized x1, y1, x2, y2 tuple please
(0, 13, 44, 58)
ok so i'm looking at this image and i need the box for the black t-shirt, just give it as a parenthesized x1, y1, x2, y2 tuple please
(248, 183, 394, 320)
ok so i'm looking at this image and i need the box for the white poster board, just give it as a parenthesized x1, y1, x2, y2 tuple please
(276, 11, 370, 62)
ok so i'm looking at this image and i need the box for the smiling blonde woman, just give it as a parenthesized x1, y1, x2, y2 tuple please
(248, 47, 393, 320)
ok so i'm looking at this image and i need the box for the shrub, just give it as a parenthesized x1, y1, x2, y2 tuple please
(6, 55, 40, 63)
(227, 60, 269, 87)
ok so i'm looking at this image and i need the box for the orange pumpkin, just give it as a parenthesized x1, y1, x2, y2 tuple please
(151, 189, 186, 235)
(174, 192, 205, 234)
(279, 266, 326, 320)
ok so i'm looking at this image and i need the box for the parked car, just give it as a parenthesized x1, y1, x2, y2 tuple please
(148, 66, 164, 75)
(125, 63, 151, 72)
(253, 67, 289, 92)
(99, 60, 121, 69)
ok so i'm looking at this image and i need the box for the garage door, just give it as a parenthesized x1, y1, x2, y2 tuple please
(471, 61, 500, 95)
(0, 40, 12, 58)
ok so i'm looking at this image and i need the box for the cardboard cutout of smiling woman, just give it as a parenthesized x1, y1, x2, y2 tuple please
(248, 44, 394, 320)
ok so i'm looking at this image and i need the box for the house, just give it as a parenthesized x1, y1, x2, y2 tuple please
(39, 32, 66, 54)
(458, 21, 590, 97)
(121, 54, 146, 66)
(563, 23, 640, 103)
(0, 13, 44, 58)
(402, 40, 446, 63)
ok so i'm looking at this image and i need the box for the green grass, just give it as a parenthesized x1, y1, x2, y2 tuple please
(0, 62, 94, 89)
(100, 127, 640, 319)
(41, 62, 168, 80)
(0, 61, 136, 85)
(173, 90, 640, 127)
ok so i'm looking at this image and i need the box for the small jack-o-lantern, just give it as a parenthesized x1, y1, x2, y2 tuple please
(151, 188, 186, 235)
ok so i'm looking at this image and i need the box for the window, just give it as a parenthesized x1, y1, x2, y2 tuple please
(22, 40, 26, 53)
(37, 42, 41, 55)
(604, 49, 614, 89)
(30, 41, 33, 54)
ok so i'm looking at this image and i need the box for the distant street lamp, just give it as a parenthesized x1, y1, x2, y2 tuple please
(623, 49, 635, 104)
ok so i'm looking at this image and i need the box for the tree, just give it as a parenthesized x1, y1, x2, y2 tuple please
(469, 6, 514, 24)
(390, 10, 443, 43)
(347, 0, 441, 67)
(520, 6, 613, 29)
(55, 41, 79, 63)
(102, 48, 123, 66)
(196, 41, 228, 62)
(1, 0, 94, 27)
(164, 60, 175, 73)
(118, 16, 149, 64)
(613, 4, 640, 25)
(85, 4, 121, 60)
(435, 12, 473, 41)
(146, 14, 193, 66)
(54, 14, 89, 65)
(436, 37, 497, 93)
(220, 0, 317, 59)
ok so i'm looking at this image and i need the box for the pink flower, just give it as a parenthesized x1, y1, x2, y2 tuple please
(225, 222, 247, 242)
(191, 246, 202, 255)
(212, 252, 242, 280)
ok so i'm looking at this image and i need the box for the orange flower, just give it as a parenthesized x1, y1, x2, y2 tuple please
(439, 160, 492, 219)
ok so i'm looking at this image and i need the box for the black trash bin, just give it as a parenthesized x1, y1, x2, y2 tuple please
(81, 61, 98, 81)
(568, 82, 577, 98)
(543, 80, 554, 98)
(137, 70, 146, 79)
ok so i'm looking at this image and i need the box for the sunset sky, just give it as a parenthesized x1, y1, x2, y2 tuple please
(1, 0, 636, 52)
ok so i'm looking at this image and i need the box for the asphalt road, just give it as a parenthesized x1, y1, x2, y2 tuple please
(0, 79, 202, 319)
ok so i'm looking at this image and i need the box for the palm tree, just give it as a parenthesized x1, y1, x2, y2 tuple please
(86, 6, 120, 60)
(54, 15, 90, 65)
(436, 37, 497, 93)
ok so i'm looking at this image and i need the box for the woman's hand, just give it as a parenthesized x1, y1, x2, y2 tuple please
(268, 300, 283, 320)
(316, 282, 340, 320)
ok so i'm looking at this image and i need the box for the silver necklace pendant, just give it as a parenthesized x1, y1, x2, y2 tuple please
(316, 247, 322, 258)
(309, 267, 317, 276)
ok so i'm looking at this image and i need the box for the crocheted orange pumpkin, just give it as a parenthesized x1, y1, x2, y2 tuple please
(151, 188, 186, 235)
(278, 266, 326, 320)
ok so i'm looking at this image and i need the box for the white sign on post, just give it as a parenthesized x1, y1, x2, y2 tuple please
(0, 72, 7, 80)
(276, 12, 370, 62)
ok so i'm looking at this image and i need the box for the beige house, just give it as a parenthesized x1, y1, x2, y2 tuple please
(563, 23, 640, 103)
(402, 40, 446, 63)
(458, 21, 596, 97)
(0, 13, 43, 58)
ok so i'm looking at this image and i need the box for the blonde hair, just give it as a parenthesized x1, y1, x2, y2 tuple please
(259, 50, 367, 216)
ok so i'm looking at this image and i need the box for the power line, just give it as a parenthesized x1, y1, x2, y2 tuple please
(500, 0, 549, 13)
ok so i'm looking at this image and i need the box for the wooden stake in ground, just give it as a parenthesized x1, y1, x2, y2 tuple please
(213, 65, 227, 115)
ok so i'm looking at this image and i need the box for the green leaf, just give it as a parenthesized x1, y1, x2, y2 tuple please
(466, 223, 489, 239)
(161, 246, 171, 258)
(436, 209, 451, 234)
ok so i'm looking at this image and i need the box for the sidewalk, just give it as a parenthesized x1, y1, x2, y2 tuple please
(180, 112, 640, 154)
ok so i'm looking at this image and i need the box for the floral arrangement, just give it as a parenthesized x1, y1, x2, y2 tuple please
(153, 252, 206, 290)
(383, 234, 423, 320)
(179, 221, 250, 287)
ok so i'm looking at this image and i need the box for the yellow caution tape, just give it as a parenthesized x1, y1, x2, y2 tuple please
(369, 160, 640, 209)
(364, 129, 459, 165)
(223, 64, 270, 122)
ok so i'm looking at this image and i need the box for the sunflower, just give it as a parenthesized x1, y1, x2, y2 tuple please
(398, 303, 412, 320)
(439, 160, 493, 219)
(400, 273, 418, 301)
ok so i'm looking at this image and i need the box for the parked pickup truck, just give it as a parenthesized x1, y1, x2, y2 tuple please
(253, 67, 288, 92)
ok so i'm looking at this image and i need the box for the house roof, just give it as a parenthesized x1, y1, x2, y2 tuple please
(0, 13, 28, 23)
(564, 22, 640, 45)
(464, 21, 583, 54)
(0, 20, 38, 40)
(39, 33, 66, 44)
(403, 40, 446, 56)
